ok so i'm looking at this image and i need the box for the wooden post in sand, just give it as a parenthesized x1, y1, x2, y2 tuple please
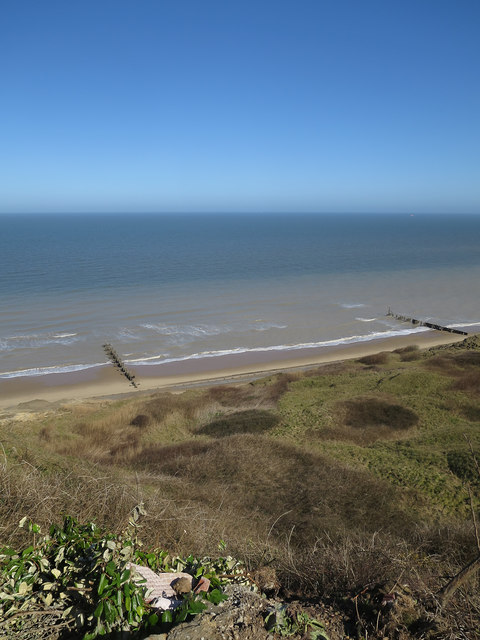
(102, 343, 138, 387)
(386, 310, 468, 336)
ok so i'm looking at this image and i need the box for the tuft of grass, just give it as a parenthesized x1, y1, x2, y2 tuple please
(196, 409, 279, 437)
(342, 397, 418, 431)
(207, 384, 257, 407)
(358, 351, 390, 366)
(447, 450, 480, 484)
(394, 344, 421, 361)
(130, 413, 150, 428)
(146, 392, 207, 423)
(394, 344, 419, 354)
(459, 404, 480, 422)
(451, 370, 480, 395)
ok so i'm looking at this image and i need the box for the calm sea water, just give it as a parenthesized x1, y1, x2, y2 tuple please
(1, 213, 480, 379)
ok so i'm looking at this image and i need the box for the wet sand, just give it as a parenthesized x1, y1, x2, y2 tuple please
(0, 330, 468, 412)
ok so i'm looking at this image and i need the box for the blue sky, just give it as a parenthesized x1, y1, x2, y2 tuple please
(1, 0, 479, 214)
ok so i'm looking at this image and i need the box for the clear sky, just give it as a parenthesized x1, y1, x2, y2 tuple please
(1, 0, 479, 214)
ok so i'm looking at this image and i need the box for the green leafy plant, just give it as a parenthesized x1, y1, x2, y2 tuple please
(0, 507, 230, 639)
(265, 605, 329, 639)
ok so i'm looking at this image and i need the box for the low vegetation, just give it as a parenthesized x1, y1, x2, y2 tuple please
(2, 336, 480, 638)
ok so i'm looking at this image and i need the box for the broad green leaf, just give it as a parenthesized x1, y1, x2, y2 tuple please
(104, 600, 114, 624)
(188, 599, 207, 615)
(161, 610, 173, 623)
(105, 561, 116, 577)
(120, 569, 131, 583)
(175, 607, 188, 623)
(98, 573, 107, 595)
(207, 588, 228, 605)
(148, 612, 159, 625)
(94, 601, 104, 619)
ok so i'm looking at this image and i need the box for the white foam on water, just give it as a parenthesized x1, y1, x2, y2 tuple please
(0, 332, 82, 352)
(448, 322, 480, 328)
(253, 321, 288, 331)
(0, 362, 106, 379)
(141, 323, 227, 337)
(129, 326, 430, 366)
(126, 354, 170, 363)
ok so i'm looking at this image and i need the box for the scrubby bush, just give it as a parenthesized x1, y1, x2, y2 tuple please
(358, 351, 390, 366)
(130, 414, 150, 428)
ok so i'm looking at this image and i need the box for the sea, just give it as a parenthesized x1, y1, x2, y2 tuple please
(1, 213, 480, 380)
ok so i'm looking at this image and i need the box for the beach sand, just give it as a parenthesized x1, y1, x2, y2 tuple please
(0, 330, 468, 412)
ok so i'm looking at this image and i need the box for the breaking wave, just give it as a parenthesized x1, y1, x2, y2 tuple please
(126, 326, 430, 366)
(0, 362, 105, 379)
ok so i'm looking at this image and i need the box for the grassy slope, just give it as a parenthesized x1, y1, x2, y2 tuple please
(1, 336, 480, 634)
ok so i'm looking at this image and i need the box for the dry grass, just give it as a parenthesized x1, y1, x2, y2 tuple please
(425, 350, 480, 396)
(125, 434, 422, 553)
(196, 409, 279, 437)
(146, 392, 207, 423)
(452, 370, 480, 395)
(3, 342, 480, 637)
(358, 351, 390, 366)
(394, 344, 421, 362)
(342, 397, 419, 431)
(263, 372, 300, 402)
(394, 345, 419, 354)
(459, 404, 480, 422)
(206, 384, 258, 407)
(304, 397, 420, 445)
(0, 456, 137, 546)
(130, 414, 150, 428)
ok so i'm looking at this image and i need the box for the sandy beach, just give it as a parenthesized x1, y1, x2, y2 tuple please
(0, 330, 468, 412)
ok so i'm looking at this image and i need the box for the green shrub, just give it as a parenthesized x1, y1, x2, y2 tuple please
(0, 507, 232, 639)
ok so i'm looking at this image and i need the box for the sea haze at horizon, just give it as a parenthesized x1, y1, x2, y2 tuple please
(1, 213, 480, 379)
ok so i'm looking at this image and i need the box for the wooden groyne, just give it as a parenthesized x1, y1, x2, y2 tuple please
(386, 309, 468, 336)
(102, 343, 138, 387)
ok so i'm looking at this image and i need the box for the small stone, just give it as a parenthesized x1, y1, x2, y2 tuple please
(173, 576, 192, 595)
(194, 576, 211, 594)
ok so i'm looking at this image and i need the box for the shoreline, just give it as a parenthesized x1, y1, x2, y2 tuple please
(0, 330, 468, 412)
